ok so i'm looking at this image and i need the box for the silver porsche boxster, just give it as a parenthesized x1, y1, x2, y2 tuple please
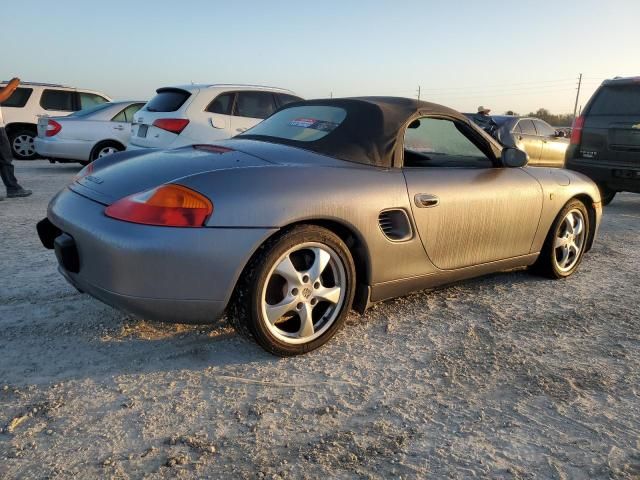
(37, 97, 602, 356)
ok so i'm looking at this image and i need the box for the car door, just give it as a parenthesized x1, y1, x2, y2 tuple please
(514, 119, 543, 165)
(230, 91, 278, 135)
(111, 103, 144, 144)
(402, 116, 543, 270)
(534, 119, 568, 167)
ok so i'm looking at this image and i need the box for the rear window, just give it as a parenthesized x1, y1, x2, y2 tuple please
(589, 85, 640, 115)
(235, 91, 277, 119)
(69, 103, 113, 117)
(277, 93, 303, 107)
(79, 92, 109, 109)
(0, 87, 33, 108)
(206, 92, 234, 114)
(518, 119, 536, 135)
(112, 103, 144, 122)
(241, 106, 346, 142)
(534, 120, 556, 136)
(40, 89, 75, 111)
(145, 88, 191, 112)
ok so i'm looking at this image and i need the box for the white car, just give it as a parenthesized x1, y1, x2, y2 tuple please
(0, 81, 111, 159)
(35, 101, 145, 164)
(128, 84, 302, 150)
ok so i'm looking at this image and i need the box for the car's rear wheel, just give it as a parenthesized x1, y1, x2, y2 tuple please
(10, 129, 37, 160)
(229, 225, 356, 356)
(533, 199, 589, 279)
(90, 141, 124, 163)
(598, 184, 616, 206)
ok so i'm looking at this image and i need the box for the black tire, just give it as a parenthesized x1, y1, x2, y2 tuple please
(9, 128, 38, 160)
(532, 199, 590, 279)
(598, 184, 616, 206)
(89, 140, 124, 163)
(229, 225, 356, 356)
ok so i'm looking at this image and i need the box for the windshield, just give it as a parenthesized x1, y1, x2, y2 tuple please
(241, 106, 347, 142)
(69, 103, 113, 117)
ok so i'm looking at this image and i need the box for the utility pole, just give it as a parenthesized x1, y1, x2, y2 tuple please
(417, 85, 421, 101)
(573, 73, 582, 118)
(330, 91, 333, 98)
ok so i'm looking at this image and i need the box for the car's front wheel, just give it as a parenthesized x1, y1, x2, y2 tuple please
(533, 199, 590, 279)
(230, 225, 356, 356)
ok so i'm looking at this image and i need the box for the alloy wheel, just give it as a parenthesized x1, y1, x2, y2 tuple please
(553, 209, 586, 272)
(260, 242, 346, 345)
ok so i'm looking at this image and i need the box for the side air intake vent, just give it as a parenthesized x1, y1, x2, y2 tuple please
(378, 209, 412, 242)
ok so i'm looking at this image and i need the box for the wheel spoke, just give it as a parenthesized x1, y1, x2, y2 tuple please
(569, 242, 579, 257)
(565, 214, 575, 235)
(573, 216, 584, 235)
(265, 296, 298, 325)
(315, 285, 341, 304)
(297, 303, 315, 338)
(557, 245, 570, 268)
(274, 254, 303, 286)
(307, 247, 331, 282)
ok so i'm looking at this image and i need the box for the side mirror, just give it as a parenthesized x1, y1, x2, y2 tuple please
(502, 147, 528, 167)
(555, 130, 567, 138)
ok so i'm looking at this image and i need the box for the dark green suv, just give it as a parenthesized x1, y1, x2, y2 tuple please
(566, 76, 640, 205)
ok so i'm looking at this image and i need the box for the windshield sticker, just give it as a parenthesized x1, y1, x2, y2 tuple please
(289, 118, 340, 132)
(290, 118, 317, 128)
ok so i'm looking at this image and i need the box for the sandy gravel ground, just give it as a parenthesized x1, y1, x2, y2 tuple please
(1, 160, 639, 479)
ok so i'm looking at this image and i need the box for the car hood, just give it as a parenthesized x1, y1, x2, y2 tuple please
(70, 145, 274, 205)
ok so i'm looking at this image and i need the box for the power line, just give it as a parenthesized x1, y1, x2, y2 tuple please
(425, 87, 578, 100)
(417, 77, 577, 93)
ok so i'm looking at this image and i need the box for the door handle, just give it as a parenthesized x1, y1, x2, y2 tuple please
(113, 125, 125, 131)
(414, 193, 440, 208)
(236, 128, 247, 133)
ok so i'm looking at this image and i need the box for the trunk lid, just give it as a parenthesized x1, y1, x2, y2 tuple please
(71, 145, 272, 205)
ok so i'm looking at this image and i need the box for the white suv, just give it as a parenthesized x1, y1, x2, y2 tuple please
(128, 84, 302, 150)
(0, 81, 111, 159)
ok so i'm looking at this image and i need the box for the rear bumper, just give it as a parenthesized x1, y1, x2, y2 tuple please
(40, 188, 277, 324)
(58, 266, 227, 323)
(35, 137, 91, 161)
(566, 157, 640, 193)
(125, 142, 156, 152)
(127, 137, 195, 151)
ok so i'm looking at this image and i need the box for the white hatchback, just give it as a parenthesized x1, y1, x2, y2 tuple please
(127, 84, 302, 150)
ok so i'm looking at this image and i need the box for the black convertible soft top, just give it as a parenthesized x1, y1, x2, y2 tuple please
(239, 96, 493, 168)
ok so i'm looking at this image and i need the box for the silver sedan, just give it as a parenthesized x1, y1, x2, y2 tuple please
(35, 101, 145, 164)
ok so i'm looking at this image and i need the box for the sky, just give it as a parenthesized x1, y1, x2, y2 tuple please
(2, 0, 639, 115)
